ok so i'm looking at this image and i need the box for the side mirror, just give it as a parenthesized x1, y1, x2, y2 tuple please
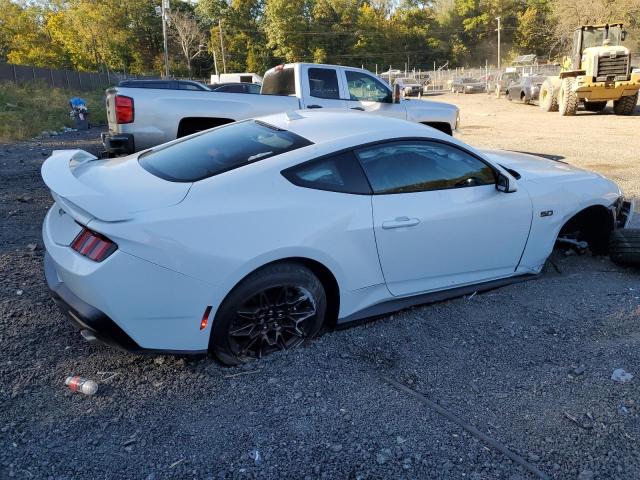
(392, 83, 402, 104)
(621, 30, 627, 41)
(496, 172, 517, 193)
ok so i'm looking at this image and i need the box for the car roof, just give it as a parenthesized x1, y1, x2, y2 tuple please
(253, 110, 448, 146)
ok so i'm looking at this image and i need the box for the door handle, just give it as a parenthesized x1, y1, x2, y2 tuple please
(382, 216, 420, 229)
(350, 106, 365, 111)
(306, 105, 323, 109)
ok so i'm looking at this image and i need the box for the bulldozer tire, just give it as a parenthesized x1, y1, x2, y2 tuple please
(613, 92, 638, 116)
(558, 78, 578, 116)
(583, 101, 607, 112)
(539, 80, 558, 112)
(610, 229, 640, 267)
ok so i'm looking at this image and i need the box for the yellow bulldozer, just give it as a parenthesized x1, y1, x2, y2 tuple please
(539, 23, 640, 115)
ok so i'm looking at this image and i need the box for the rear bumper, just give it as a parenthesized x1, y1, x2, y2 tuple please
(101, 132, 135, 156)
(45, 251, 141, 352)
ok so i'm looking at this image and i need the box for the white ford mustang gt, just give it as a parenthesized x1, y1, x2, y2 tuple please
(42, 111, 633, 364)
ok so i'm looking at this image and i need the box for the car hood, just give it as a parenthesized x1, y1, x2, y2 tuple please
(41, 150, 191, 222)
(480, 150, 602, 182)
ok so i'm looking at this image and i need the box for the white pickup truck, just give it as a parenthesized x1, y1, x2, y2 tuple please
(102, 63, 460, 155)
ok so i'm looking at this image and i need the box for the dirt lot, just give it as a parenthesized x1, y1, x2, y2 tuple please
(0, 97, 639, 480)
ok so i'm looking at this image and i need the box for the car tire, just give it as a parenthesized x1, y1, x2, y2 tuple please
(613, 92, 638, 115)
(210, 262, 327, 365)
(610, 229, 640, 267)
(539, 79, 558, 112)
(584, 101, 607, 112)
(558, 77, 578, 116)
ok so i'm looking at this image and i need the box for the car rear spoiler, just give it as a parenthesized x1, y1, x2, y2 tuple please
(41, 150, 134, 222)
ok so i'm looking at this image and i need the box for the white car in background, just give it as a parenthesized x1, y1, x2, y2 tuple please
(42, 111, 632, 364)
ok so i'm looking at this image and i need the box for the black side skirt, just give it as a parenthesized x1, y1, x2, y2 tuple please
(338, 273, 539, 325)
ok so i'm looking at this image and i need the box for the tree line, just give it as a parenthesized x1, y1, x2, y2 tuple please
(0, 0, 638, 78)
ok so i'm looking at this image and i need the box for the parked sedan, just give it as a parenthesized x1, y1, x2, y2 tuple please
(507, 75, 546, 104)
(42, 111, 632, 364)
(451, 77, 485, 93)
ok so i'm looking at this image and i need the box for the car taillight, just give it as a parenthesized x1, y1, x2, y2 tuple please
(115, 95, 134, 124)
(71, 227, 117, 262)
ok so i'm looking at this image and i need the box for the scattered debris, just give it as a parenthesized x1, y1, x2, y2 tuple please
(618, 405, 629, 415)
(64, 376, 98, 395)
(224, 369, 262, 379)
(17, 194, 33, 203)
(249, 449, 262, 466)
(467, 291, 477, 300)
(611, 368, 633, 383)
(16, 290, 23, 296)
(563, 411, 593, 430)
(169, 459, 184, 469)
(573, 365, 586, 376)
(25, 243, 38, 252)
(97, 371, 119, 383)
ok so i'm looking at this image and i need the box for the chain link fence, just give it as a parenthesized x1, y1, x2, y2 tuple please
(0, 63, 139, 90)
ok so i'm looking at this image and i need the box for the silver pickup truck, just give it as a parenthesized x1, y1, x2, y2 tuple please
(102, 63, 460, 155)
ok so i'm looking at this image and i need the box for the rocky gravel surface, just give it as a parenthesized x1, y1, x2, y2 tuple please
(1, 121, 639, 479)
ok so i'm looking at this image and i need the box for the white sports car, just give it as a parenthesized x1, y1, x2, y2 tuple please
(42, 111, 633, 364)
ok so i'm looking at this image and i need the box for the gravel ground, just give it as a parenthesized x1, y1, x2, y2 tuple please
(0, 107, 639, 480)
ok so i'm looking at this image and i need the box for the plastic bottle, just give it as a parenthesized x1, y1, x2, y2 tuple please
(65, 376, 98, 395)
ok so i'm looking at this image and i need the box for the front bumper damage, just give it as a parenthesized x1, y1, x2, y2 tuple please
(614, 197, 634, 229)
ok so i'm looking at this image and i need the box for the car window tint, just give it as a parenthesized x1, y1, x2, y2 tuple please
(216, 84, 245, 93)
(282, 151, 372, 194)
(139, 120, 313, 182)
(123, 81, 170, 89)
(308, 68, 340, 99)
(356, 141, 495, 194)
(345, 70, 391, 102)
(179, 82, 205, 91)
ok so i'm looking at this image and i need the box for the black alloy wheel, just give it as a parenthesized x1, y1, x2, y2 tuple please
(210, 263, 327, 365)
(229, 285, 317, 359)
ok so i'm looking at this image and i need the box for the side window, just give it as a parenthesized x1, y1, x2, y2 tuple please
(345, 71, 391, 102)
(356, 141, 496, 194)
(308, 68, 340, 99)
(282, 151, 372, 195)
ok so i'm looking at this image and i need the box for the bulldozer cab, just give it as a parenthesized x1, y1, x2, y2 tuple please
(571, 24, 626, 70)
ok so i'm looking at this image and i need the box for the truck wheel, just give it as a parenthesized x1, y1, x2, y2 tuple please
(539, 80, 558, 112)
(558, 78, 578, 116)
(584, 101, 607, 112)
(610, 229, 640, 267)
(613, 92, 638, 116)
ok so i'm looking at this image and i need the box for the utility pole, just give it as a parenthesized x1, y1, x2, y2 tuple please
(161, 0, 170, 78)
(218, 19, 227, 74)
(495, 16, 501, 70)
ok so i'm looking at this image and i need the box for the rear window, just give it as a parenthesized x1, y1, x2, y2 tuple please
(139, 120, 312, 182)
(262, 67, 296, 96)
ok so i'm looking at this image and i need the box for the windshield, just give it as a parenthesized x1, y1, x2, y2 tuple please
(139, 120, 312, 182)
(582, 25, 623, 49)
(462, 78, 476, 83)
